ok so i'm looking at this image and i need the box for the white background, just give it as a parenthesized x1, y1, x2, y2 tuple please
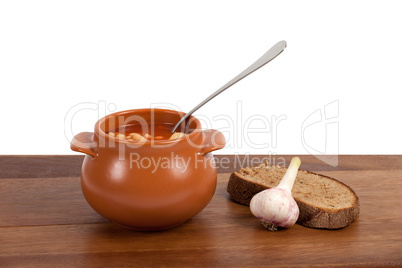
(1, 0, 401, 155)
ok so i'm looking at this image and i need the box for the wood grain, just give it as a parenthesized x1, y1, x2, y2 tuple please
(1, 155, 402, 178)
(0, 156, 401, 267)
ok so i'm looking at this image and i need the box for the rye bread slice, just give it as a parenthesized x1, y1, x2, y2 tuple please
(227, 162, 359, 229)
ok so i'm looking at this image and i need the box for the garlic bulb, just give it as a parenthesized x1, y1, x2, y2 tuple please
(250, 157, 301, 231)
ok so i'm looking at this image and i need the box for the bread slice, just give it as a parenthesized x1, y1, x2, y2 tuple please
(227, 162, 359, 229)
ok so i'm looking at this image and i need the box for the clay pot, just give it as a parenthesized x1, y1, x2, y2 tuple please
(70, 108, 225, 231)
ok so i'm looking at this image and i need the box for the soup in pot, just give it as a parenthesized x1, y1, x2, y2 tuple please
(108, 123, 187, 142)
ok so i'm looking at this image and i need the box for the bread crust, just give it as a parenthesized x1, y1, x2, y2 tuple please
(227, 168, 359, 229)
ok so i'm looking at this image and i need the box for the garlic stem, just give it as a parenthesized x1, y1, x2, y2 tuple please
(277, 157, 301, 192)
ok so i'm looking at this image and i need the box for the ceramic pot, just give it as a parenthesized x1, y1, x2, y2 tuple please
(70, 108, 225, 231)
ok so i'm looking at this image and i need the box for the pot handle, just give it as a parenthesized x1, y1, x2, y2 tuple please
(200, 129, 226, 154)
(70, 132, 97, 157)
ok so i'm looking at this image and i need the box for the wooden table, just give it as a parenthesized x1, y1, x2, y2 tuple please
(1, 155, 401, 267)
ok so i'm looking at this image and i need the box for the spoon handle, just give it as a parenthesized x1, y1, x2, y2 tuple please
(172, 40, 287, 133)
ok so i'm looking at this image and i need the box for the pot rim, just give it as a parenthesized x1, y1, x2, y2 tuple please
(94, 108, 202, 145)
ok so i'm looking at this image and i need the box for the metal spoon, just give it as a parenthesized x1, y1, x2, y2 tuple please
(171, 40, 287, 133)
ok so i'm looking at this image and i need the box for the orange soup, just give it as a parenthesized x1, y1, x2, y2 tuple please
(108, 123, 189, 142)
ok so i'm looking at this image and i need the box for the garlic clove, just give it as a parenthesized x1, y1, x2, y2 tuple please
(249, 157, 301, 231)
(250, 188, 299, 231)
